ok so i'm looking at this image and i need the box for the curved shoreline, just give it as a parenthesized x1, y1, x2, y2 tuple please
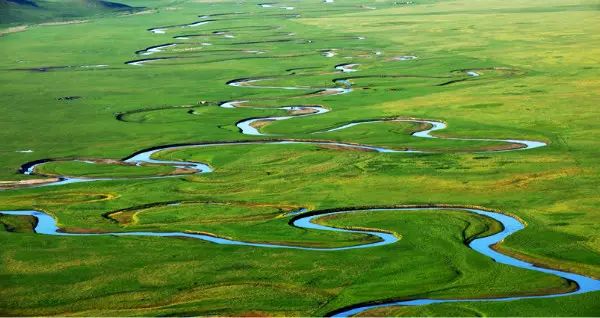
(1, 205, 598, 317)
(135, 43, 177, 56)
(10, 139, 422, 190)
(221, 100, 330, 135)
(335, 63, 359, 73)
(4, 9, 593, 317)
(12, 110, 546, 189)
(124, 53, 313, 67)
(147, 19, 215, 34)
(226, 77, 353, 95)
(314, 118, 546, 150)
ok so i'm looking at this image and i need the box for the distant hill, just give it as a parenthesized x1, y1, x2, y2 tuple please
(0, 0, 143, 25)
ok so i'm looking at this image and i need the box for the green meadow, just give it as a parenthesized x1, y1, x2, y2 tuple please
(1, 0, 599, 316)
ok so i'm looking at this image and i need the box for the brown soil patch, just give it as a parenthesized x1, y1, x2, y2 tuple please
(317, 144, 377, 152)
(288, 107, 317, 115)
(107, 211, 135, 225)
(169, 167, 197, 175)
(0, 177, 60, 189)
(39, 20, 88, 26)
(249, 119, 274, 129)
(305, 89, 342, 97)
(59, 227, 112, 234)
(121, 9, 157, 16)
(0, 26, 28, 36)
(478, 142, 525, 152)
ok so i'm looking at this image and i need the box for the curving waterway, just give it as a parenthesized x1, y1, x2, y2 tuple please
(315, 119, 546, 150)
(3, 9, 598, 317)
(1, 206, 599, 317)
(220, 100, 330, 135)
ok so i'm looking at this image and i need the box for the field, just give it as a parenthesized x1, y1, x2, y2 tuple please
(1, 0, 599, 316)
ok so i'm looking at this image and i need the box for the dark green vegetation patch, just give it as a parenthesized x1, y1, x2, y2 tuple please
(0, 0, 141, 25)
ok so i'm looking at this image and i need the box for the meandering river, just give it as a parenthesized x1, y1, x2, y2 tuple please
(2, 9, 598, 317)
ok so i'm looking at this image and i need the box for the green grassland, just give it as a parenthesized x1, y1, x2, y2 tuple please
(0, 0, 142, 25)
(1, 0, 599, 316)
(0, 213, 36, 232)
(34, 160, 186, 178)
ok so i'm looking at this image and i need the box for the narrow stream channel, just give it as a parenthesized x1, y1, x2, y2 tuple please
(3, 10, 596, 317)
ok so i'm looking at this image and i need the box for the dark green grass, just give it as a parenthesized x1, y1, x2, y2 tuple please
(0, 214, 35, 232)
(356, 292, 600, 317)
(1, 0, 599, 316)
(0, 0, 142, 25)
(0, 209, 573, 316)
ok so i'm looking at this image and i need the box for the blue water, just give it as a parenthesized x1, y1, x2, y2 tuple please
(221, 101, 330, 136)
(331, 209, 600, 317)
(15, 73, 546, 190)
(1, 207, 598, 317)
(3, 12, 578, 317)
(316, 119, 546, 151)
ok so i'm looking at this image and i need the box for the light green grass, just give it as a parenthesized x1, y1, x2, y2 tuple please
(34, 160, 183, 178)
(0, 0, 598, 316)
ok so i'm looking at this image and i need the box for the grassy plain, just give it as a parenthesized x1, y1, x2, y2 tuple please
(1, 0, 599, 316)
(0, 0, 142, 25)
